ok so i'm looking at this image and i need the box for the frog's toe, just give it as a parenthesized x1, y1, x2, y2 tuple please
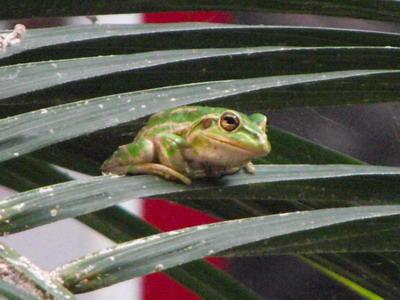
(101, 146, 132, 175)
(101, 159, 125, 175)
(131, 163, 192, 185)
(244, 162, 256, 174)
(101, 164, 130, 176)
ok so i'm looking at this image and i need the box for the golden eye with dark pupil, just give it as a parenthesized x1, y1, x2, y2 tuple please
(220, 112, 240, 131)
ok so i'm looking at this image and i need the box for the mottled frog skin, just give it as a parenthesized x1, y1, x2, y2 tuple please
(101, 106, 271, 184)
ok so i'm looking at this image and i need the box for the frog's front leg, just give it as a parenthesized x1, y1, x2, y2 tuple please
(153, 133, 194, 184)
(126, 163, 192, 185)
(244, 161, 256, 174)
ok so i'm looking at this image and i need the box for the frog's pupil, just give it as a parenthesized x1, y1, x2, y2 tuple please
(225, 116, 235, 124)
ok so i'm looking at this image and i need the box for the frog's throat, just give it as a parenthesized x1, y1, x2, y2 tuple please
(204, 134, 261, 155)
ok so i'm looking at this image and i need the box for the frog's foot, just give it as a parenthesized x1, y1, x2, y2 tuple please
(0, 24, 26, 50)
(101, 158, 128, 175)
(244, 162, 255, 174)
(130, 163, 192, 185)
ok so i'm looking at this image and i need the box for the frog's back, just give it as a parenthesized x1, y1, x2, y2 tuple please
(136, 106, 225, 139)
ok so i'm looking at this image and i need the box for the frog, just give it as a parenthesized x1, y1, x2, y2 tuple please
(101, 106, 271, 184)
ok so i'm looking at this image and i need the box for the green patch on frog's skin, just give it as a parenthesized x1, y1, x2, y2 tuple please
(101, 106, 271, 184)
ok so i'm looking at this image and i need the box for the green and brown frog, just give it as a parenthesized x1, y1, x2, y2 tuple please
(102, 106, 271, 184)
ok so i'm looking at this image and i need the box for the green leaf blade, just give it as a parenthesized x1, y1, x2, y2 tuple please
(0, 157, 262, 300)
(0, 279, 40, 300)
(2, 1, 400, 22)
(0, 242, 75, 299)
(2, 164, 400, 235)
(55, 205, 400, 293)
(4, 24, 400, 65)
(2, 46, 399, 105)
(1, 69, 399, 163)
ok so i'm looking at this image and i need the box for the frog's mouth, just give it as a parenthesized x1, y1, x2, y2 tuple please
(205, 134, 263, 155)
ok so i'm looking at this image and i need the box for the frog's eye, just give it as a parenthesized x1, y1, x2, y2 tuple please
(220, 112, 240, 131)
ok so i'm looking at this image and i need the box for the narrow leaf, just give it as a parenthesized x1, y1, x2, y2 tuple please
(0, 242, 75, 299)
(3, 154, 399, 297)
(2, 46, 398, 103)
(1, 164, 400, 235)
(54, 205, 400, 293)
(2, 47, 284, 101)
(78, 207, 261, 300)
(307, 253, 400, 298)
(3, 24, 400, 64)
(301, 257, 384, 300)
(0, 157, 262, 300)
(0, 279, 39, 300)
(1, 69, 399, 162)
(265, 127, 363, 164)
(3, 1, 400, 22)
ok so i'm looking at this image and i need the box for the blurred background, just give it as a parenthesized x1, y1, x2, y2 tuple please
(1, 11, 399, 300)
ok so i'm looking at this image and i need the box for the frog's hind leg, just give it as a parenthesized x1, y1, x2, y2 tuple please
(101, 138, 154, 175)
(154, 133, 193, 175)
(128, 163, 192, 185)
(102, 135, 192, 184)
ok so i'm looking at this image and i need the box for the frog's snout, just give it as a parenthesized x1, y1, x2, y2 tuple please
(255, 132, 271, 156)
(261, 139, 272, 156)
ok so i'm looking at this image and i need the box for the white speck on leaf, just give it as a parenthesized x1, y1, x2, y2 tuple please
(155, 264, 164, 272)
(13, 203, 25, 211)
(98, 104, 104, 109)
(39, 187, 54, 194)
(50, 208, 58, 217)
(196, 225, 208, 230)
(40, 109, 48, 114)
(279, 212, 290, 217)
